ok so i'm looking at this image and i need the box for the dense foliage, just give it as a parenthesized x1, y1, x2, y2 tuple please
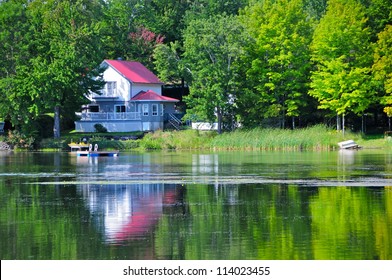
(0, 0, 391, 138)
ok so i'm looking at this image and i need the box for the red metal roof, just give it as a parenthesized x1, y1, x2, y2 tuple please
(104, 60, 163, 84)
(131, 90, 179, 102)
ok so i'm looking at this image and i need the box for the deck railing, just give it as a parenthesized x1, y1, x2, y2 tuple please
(168, 113, 182, 130)
(78, 112, 141, 121)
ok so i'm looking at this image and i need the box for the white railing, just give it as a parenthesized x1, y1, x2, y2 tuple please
(78, 112, 141, 121)
(90, 89, 117, 98)
(168, 113, 182, 130)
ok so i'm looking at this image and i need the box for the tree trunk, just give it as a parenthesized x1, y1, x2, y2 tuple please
(181, 77, 185, 98)
(217, 107, 222, 134)
(342, 114, 345, 137)
(53, 105, 61, 139)
(336, 114, 341, 130)
(292, 116, 295, 129)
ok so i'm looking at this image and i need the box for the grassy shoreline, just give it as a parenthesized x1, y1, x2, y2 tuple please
(3, 125, 391, 152)
(41, 125, 392, 151)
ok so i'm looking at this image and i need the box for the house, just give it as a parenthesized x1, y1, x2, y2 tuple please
(75, 59, 180, 132)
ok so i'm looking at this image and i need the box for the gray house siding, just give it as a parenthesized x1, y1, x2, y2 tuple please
(75, 60, 179, 133)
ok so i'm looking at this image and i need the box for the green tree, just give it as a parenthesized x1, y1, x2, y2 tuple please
(153, 42, 183, 84)
(373, 25, 392, 105)
(182, 15, 245, 133)
(153, 41, 191, 99)
(309, 0, 374, 132)
(0, 0, 32, 130)
(365, 0, 392, 39)
(304, 0, 328, 20)
(126, 25, 165, 70)
(31, 0, 106, 138)
(100, 0, 144, 59)
(0, 0, 106, 138)
(238, 0, 314, 128)
(133, 0, 191, 43)
(185, 0, 248, 20)
(100, 0, 166, 70)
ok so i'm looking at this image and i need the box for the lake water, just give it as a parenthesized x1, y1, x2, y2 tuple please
(0, 150, 391, 260)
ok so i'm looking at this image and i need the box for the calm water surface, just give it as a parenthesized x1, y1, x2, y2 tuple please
(1, 150, 391, 260)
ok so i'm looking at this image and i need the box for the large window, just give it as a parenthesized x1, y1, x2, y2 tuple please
(152, 104, 158, 116)
(142, 104, 149, 116)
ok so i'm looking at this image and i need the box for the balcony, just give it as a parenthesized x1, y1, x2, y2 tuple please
(77, 112, 141, 121)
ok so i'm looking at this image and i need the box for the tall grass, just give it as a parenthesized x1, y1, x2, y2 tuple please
(138, 129, 215, 150)
(40, 125, 370, 151)
(211, 125, 360, 151)
(136, 125, 362, 151)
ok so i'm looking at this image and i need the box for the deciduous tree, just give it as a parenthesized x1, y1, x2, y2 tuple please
(309, 0, 374, 132)
(238, 0, 314, 128)
(182, 15, 245, 133)
(1, 0, 105, 138)
(373, 25, 392, 105)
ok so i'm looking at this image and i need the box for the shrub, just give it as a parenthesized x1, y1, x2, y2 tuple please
(6, 130, 35, 150)
(121, 139, 140, 150)
(89, 136, 123, 151)
(39, 138, 68, 150)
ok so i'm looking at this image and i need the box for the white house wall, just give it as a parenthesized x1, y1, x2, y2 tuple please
(102, 67, 162, 100)
(103, 67, 130, 100)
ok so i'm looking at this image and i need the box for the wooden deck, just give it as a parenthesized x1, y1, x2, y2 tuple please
(76, 150, 119, 157)
(69, 143, 119, 157)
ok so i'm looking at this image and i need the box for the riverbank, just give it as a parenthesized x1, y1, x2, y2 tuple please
(2, 125, 391, 152)
(36, 125, 392, 151)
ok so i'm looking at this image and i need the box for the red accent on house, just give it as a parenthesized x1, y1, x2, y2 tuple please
(104, 60, 163, 84)
(131, 90, 179, 102)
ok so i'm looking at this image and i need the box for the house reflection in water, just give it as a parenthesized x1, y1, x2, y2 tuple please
(78, 183, 179, 244)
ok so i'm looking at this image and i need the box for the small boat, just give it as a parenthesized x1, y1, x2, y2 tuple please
(338, 140, 360, 149)
(69, 143, 119, 157)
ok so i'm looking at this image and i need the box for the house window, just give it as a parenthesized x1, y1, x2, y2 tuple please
(115, 105, 126, 113)
(152, 104, 158, 116)
(160, 104, 164, 116)
(142, 104, 149, 116)
(106, 81, 116, 96)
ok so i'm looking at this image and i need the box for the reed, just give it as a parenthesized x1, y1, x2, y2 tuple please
(138, 129, 215, 150)
(210, 125, 360, 151)
(54, 125, 372, 151)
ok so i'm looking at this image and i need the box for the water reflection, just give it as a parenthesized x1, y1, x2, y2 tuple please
(1, 151, 392, 259)
(78, 183, 179, 244)
(338, 149, 356, 165)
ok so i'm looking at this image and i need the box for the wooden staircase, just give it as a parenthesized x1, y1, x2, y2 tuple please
(168, 113, 182, 130)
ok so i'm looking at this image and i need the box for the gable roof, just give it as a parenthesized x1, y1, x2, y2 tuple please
(131, 90, 179, 102)
(104, 60, 163, 84)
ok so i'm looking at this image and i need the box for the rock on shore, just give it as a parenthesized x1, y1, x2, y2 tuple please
(0, 141, 11, 151)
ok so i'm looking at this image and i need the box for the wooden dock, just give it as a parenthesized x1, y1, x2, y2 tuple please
(69, 143, 119, 157)
(76, 150, 119, 157)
